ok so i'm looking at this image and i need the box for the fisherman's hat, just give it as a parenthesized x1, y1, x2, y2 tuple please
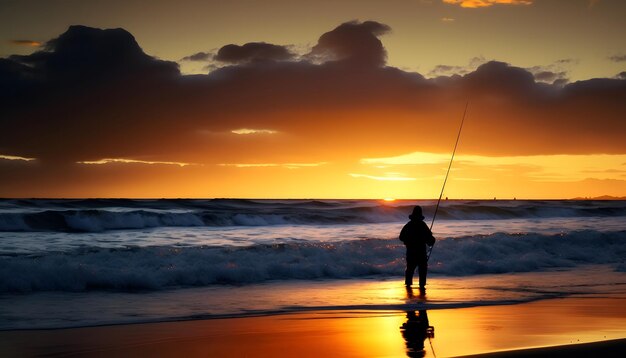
(409, 206, 425, 220)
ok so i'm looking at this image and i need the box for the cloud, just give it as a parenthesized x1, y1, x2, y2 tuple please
(214, 42, 295, 64)
(219, 162, 327, 169)
(429, 64, 464, 77)
(76, 158, 196, 167)
(428, 56, 486, 77)
(0, 154, 35, 161)
(532, 71, 566, 83)
(441, 17, 455, 22)
(9, 40, 41, 47)
(181, 51, 212, 62)
(442, 0, 533, 8)
(7, 25, 179, 84)
(0, 25, 181, 160)
(1, 23, 625, 198)
(0, 21, 625, 196)
(525, 58, 577, 85)
(349, 173, 416, 181)
(463, 61, 537, 94)
(608, 54, 626, 62)
(360, 152, 626, 182)
(306, 20, 391, 67)
(555, 58, 577, 65)
(231, 128, 278, 135)
(362, 152, 452, 165)
(180, 43, 296, 71)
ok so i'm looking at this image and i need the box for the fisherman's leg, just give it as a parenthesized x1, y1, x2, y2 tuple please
(417, 261, 428, 289)
(405, 256, 418, 286)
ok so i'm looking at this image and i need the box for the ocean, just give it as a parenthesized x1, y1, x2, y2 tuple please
(0, 199, 625, 330)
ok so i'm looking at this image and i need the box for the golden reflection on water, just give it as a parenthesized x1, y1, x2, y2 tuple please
(2, 296, 624, 357)
(301, 296, 625, 358)
(254, 279, 625, 357)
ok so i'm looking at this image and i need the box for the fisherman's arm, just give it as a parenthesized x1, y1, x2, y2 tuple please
(399, 224, 409, 243)
(421, 222, 436, 246)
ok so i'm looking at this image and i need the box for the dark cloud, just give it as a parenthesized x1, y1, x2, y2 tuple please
(0, 25, 180, 160)
(526, 60, 572, 85)
(307, 20, 391, 67)
(427, 56, 486, 77)
(214, 42, 294, 64)
(532, 70, 568, 84)
(181, 51, 212, 62)
(608, 54, 626, 62)
(552, 78, 569, 86)
(555, 58, 577, 65)
(464, 61, 536, 93)
(429, 64, 467, 77)
(617, 71, 626, 80)
(0, 22, 625, 172)
(9, 40, 42, 47)
(5, 25, 178, 85)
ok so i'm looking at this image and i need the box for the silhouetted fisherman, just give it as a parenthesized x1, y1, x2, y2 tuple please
(399, 206, 436, 292)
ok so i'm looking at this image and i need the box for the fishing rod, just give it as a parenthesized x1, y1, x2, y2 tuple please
(427, 102, 469, 262)
(428, 335, 437, 358)
(427, 325, 437, 358)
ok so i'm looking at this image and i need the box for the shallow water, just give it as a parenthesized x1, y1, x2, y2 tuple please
(2, 265, 624, 330)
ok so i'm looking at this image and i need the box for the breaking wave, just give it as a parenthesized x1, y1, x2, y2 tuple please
(1, 229, 624, 293)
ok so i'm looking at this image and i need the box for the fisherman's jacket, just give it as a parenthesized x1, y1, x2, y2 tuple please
(399, 220, 436, 259)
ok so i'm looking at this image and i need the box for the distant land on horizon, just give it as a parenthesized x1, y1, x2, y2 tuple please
(570, 195, 626, 200)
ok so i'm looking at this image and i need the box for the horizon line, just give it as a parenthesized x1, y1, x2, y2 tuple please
(1, 196, 624, 201)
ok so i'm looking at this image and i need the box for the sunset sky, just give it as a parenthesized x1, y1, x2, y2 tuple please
(1, 0, 625, 199)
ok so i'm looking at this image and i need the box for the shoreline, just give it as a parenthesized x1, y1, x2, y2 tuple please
(3, 266, 624, 332)
(456, 338, 626, 357)
(1, 296, 624, 357)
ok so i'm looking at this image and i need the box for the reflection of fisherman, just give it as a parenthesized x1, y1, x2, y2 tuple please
(399, 206, 436, 291)
(400, 310, 435, 358)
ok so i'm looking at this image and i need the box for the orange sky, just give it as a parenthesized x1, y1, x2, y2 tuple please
(0, 1, 625, 198)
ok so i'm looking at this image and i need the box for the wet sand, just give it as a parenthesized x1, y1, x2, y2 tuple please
(1, 297, 624, 357)
(457, 338, 626, 357)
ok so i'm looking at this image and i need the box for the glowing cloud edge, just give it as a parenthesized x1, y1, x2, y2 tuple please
(76, 158, 196, 167)
(231, 128, 278, 135)
(442, 0, 533, 8)
(0, 154, 36, 161)
(349, 173, 416, 181)
(219, 162, 327, 169)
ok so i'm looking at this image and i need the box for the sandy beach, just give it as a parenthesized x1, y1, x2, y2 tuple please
(1, 296, 624, 357)
(458, 339, 626, 357)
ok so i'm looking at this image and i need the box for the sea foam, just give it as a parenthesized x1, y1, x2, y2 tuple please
(1, 230, 623, 293)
